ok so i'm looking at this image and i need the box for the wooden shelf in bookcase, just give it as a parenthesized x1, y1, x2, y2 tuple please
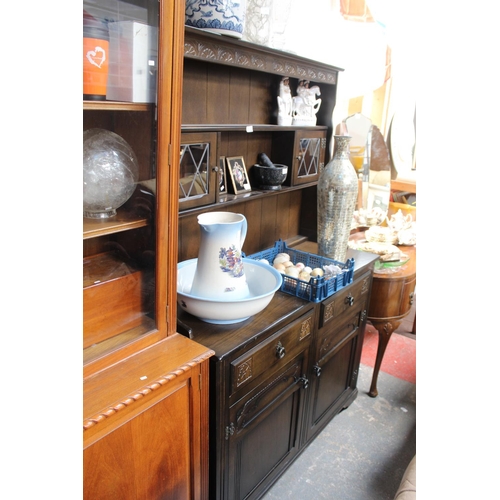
(83, 100, 152, 112)
(83, 209, 149, 239)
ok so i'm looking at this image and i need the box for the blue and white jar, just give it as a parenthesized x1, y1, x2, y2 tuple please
(185, 0, 246, 39)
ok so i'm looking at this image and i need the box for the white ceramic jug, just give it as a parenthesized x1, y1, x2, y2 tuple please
(190, 212, 249, 300)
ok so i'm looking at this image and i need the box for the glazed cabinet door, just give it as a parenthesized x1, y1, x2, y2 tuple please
(271, 129, 327, 186)
(179, 132, 218, 210)
(83, 0, 183, 375)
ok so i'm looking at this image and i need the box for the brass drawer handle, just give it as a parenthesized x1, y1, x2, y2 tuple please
(345, 295, 354, 306)
(276, 341, 286, 359)
(313, 365, 322, 377)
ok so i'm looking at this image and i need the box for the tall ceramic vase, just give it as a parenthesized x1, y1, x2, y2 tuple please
(317, 135, 358, 262)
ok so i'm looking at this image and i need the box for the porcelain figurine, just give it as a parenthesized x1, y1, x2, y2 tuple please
(277, 77, 293, 126)
(292, 80, 321, 126)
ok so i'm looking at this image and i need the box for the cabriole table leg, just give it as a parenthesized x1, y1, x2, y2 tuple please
(368, 319, 400, 398)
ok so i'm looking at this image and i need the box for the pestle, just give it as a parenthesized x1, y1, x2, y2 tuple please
(258, 152, 276, 168)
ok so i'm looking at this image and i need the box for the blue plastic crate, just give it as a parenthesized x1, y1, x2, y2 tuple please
(246, 240, 354, 303)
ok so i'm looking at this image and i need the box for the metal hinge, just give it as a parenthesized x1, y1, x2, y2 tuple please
(225, 423, 235, 440)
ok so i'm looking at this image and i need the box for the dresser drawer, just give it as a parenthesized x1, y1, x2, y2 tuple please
(315, 307, 362, 367)
(319, 271, 371, 328)
(230, 310, 314, 397)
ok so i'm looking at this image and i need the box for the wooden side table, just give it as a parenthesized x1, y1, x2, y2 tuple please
(363, 243, 416, 397)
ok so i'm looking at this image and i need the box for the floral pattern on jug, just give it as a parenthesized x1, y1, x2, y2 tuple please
(219, 245, 244, 278)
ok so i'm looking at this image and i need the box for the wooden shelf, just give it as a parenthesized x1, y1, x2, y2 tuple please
(184, 26, 343, 82)
(182, 124, 328, 132)
(83, 100, 153, 112)
(178, 182, 318, 218)
(83, 209, 149, 239)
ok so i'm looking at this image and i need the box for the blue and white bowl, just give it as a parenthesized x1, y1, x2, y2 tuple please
(177, 257, 282, 324)
(185, 0, 246, 39)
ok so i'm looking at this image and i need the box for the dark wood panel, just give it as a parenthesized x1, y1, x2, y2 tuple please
(246, 132, 273, 173)
(239, 198, 262, 255)
(178, 212, 203, 262)
(249, 70, 277, 124)
(299, 185, 318, 241)
(183, 58, 208, 123)
(229, 67, 251, 123)
(207, 64, 231, 123)
(183, 58, 282, 127)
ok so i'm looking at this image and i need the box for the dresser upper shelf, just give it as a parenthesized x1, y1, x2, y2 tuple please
(184, 26, 343, 83)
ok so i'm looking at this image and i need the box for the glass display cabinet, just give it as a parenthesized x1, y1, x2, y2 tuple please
(82, 2, 213, 498)
(83, 0, 165, 372)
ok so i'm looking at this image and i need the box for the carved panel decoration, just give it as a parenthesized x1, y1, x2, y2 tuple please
(361, 276, 370, 295)
(323, 302, 335, 324)
(184, 27, 340, 84)
(236, 357, 254, 387)
(299, 316, 312, 340)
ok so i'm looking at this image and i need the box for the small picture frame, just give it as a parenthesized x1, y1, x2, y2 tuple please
(227, 156, 251, 194)
(218, 156, 227, 194)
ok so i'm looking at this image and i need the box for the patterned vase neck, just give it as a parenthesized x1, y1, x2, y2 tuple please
(333, 135, 351, 158)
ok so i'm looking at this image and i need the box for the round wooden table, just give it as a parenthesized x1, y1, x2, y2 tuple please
(350, 235, 416, 397)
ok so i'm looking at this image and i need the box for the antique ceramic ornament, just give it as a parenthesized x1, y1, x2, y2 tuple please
(177, 258, 282, 324)
(190, 212, 249, 300)
(277, 77, 293, 125)
(292, 80, 321, 126)
(185, 0, 246, 39)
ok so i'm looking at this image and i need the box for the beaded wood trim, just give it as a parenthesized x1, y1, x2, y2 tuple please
(83, 350, 213, 431)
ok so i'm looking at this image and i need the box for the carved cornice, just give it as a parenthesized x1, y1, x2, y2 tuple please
(83, 350, 214, 431)
(184, 27, 342, 85)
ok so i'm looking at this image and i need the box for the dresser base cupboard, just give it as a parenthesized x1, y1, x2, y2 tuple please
(179, 249, 378, 500)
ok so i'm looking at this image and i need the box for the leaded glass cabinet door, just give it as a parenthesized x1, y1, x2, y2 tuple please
(291, 130, 326, 186)
(179, 132, 217, 210)
(83, 0, 180, 375)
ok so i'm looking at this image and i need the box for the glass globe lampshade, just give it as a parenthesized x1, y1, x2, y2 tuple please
(83, 128, 139, 219)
